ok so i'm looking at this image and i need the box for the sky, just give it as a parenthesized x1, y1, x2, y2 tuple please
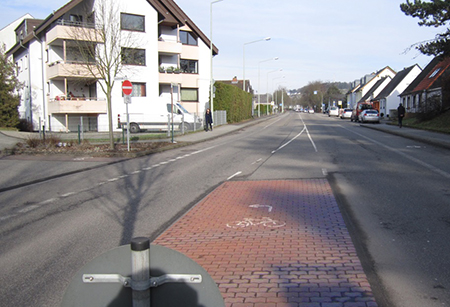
(0, 0, 444, 93)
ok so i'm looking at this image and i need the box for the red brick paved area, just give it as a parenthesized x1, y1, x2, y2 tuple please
(154, 179, 378, 307)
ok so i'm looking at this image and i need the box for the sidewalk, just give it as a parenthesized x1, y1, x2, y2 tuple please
(359, 120, 450, 150)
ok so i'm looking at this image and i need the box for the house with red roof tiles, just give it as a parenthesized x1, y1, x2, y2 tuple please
(399, 56, 450, 113)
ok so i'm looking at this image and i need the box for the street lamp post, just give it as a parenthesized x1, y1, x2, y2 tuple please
(276, 81, 287, 114)
(272, 76, 285, 114)
(258, 57, 278, 117)
(243, 37, 271, 91)
(267, 69, 282, 115)
(210, 0, 224, 120)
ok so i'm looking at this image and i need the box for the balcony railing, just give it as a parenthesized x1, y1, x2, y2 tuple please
(46, 21, 101, 45)
(158, 70, 199, 87)
(48, 97, 107, 114)
(158, 39, 182, 54)
(47, 61, 99, 79)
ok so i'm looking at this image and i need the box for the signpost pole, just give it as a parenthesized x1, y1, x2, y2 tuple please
(122, 80, 133, 152)
(170, 84, 174, 143)
(126, 102, 130, 152)
(131, 237, 151, 307)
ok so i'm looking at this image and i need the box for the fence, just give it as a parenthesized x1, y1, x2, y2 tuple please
(213, 110, 227, 126)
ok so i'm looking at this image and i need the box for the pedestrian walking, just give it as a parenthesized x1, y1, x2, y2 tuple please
(397, 103, 406, 128)
(205, 108, 213, 131)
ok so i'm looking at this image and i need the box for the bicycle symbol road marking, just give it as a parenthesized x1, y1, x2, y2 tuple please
(226, 217, 286, 229)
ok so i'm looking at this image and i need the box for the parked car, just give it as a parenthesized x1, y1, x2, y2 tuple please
(308, 108, 315, 114)
(340, 108, 353, 119)
(328, 106, 339, 117)
(359, 109, 380, 123)
(351, 102, 373, 122)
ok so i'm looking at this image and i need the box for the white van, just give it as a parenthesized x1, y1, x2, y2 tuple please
(122, 103, 202, 133)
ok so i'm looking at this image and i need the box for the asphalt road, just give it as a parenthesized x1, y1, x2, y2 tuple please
(0, 112, 449, 306)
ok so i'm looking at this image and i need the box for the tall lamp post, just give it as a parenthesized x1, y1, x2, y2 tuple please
(276, 81, 287, 113)
(258, 57, 278, 117)
(272, 76, 285, 114)
(243, 37, 271, 91)
(267, 69, 282, 114)
(210, 0, 224, 119)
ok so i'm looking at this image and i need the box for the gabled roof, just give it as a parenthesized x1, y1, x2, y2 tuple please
(357, 66, 396, 93)
(8, 0, 218, 55)
(218, 77, 254, 94)
(349, 83, 360, 93)
(359, 77, 390, 103)
(374, 64, 420, 100)
(412, 57, 450, 92)
(152, 0, 218, 55)
(401, 56, 450, 96)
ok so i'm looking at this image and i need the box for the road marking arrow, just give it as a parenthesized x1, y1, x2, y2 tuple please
(249, 204, 273, 213)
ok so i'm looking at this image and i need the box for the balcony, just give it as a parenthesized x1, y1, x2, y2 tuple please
(159, 71, 183, 84)
(47, 62, 99, 80)
(158, 39, 182, 54)
(48, 98, 107, 114)
(46, 23, 102, 45)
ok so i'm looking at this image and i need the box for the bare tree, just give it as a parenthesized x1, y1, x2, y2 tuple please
(67, 0, 141, 149)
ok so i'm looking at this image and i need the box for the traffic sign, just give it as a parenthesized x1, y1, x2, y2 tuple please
(122, 80, 132, 95)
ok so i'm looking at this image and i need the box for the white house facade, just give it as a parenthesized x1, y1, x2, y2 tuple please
(6, 0, 217, 132)
(372, 64, 422, 117)
(347, 66, 397, 109)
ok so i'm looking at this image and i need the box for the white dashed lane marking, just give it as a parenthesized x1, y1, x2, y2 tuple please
(0, 146, 217, 222)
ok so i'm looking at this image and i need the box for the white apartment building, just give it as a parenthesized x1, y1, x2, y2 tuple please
(6, 0, 217, 132)
(0, 14, 34, 52)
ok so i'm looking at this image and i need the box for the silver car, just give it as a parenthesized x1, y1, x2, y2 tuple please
(359, 109, 380, 123)
(340, 108, 353, 119)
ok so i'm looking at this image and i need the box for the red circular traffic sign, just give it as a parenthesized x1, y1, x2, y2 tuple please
(122, 80, 132, 95)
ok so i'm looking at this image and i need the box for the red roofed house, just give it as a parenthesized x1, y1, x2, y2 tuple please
(399, 56, 450, 113)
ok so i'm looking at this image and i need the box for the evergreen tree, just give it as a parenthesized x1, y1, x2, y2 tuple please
(0, 45, 21, 128)
(401, 0, 450, 56)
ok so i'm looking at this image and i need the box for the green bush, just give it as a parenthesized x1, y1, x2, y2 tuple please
(214, 82, 253, 123)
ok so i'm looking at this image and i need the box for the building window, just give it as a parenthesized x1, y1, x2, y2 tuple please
(69, 14, 83, 24)
(180, 88, 198, 102)
(429, 68, 441, 78)
(180, 59, 198, 74)
(121, 48, 146, 66)
(67, 46, 95, 64)
(121, 13, 145, 32)
(180, 31, 197, 46)
(132, 83, 146, 97)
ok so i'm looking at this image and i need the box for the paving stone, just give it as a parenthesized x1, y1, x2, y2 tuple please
(154, 179, 378, 307)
